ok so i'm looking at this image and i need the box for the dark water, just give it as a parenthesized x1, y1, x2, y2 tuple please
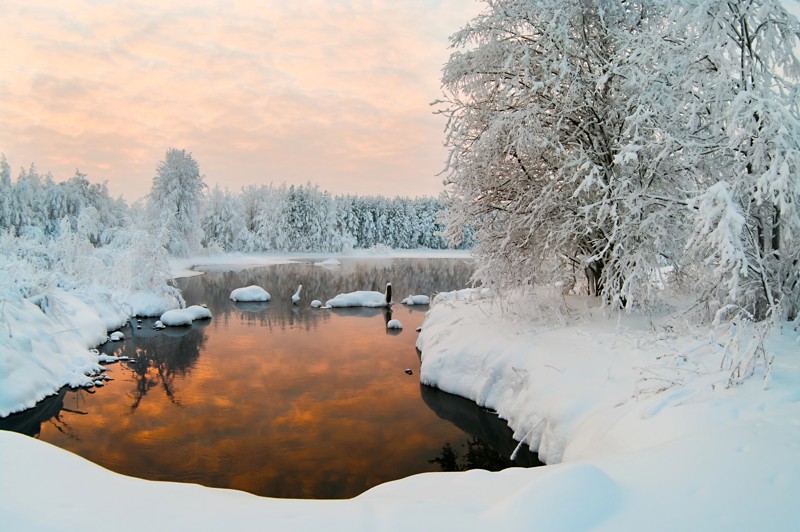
(0, 258, 541, 499)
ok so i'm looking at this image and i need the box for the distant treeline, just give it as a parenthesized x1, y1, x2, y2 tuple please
(0, 155, 472, 254)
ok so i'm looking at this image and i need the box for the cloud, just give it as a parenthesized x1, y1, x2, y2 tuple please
(0, 0, 482, 201)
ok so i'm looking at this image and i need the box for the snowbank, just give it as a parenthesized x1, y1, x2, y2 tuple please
(2, 404, 799, 530)
(0, 289, 121, 417)
(125, 291, 179, 317)
(417, 290, 800, 465)
(229, 285, 271, 302)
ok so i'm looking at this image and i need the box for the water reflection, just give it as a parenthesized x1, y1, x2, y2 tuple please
(103, 318, 208, 412)
(0, 258, 542, 499)
(421, 385, 542, 470)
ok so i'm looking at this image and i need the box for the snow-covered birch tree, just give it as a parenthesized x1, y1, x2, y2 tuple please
(146, 149, 207, 257)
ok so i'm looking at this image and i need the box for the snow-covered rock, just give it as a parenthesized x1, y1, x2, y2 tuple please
(310, 300, 323, 308)
(229, 285, 271, 302)
(387, 319, 403, 330)
(292, 285, 302, 304)
(325, 284, 392, 308)
(159, 305, 212, 327)
(109, 331, 124, 342)
(401, 295, 430, 306)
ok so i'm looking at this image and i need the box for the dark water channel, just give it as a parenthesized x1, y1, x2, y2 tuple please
(1, 258, 541, 499)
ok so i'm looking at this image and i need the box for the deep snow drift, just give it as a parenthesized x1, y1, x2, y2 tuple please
(2, 251, 799, 529)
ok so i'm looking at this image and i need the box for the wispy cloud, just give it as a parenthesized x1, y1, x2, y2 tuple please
(0, 0, 482, 200)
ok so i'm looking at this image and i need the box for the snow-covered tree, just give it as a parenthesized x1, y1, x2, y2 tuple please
(0, 155, 11, 230)
(146, 149, 207, 257)
(440, 0, 800, 318)
(201, 185, 248, 251)
(664, 0, 800, 321)
(440, 0, 685, 306)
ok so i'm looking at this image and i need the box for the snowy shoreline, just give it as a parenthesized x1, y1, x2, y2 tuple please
(2, 252, 800, 529)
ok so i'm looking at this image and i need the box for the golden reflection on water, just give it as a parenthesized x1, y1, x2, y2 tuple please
(25, 259, 486, 499)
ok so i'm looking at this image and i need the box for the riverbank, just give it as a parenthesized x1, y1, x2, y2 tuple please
(2, 253, 799, 529)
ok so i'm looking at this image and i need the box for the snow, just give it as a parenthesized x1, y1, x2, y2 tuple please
(229, 285, 271, 302)
(159, 305, 212, 327)
(3, 251, 799, 529)
(315, 258, 341, 267)
(386, 319, 403, 330)
(310, 299, 323, 308)
(326, 290, 390, 308)
(126, 291, 177, 317)
(401, 295, 430, 305)
(108, 331, 124, 341)
(0, 289, 115, 417)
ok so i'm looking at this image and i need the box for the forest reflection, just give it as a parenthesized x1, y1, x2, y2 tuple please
(0, 258, 540, 499)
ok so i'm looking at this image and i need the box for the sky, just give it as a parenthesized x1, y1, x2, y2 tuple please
(0, 0, 483, 202)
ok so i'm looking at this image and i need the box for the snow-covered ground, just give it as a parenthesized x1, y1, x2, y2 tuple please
(2, 251, 799, 530)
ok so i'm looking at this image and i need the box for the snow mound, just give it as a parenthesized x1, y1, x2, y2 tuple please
(160, 305, 212, 327)
(432, 288, 489, 304)
(401, 295, 430, 306)
(326, 291, 389, 308)
(109, 331, 124, 342)
(230, 285, 271, 302)
(310, 300, 322, 308)
(387, 319, 403, 330)
(126, 291, 180, 317)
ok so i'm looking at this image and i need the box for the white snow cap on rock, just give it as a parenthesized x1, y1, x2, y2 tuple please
(401, 295, 430, 305)
(230, 285, 271, 302)
(387, 319, 403, 330)
(326, 283, 392, 308)
(160, 305, 212, 327)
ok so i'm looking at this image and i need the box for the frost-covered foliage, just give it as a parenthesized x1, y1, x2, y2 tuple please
(201, 183, 464, 252)
(667, 0, 800, 321)
(440, 0, 800, 320)
(147, 148, 207, 257)
(201, 185, 249, 252)
(0, 155, 183, 311)
(0, 160, 126, 242)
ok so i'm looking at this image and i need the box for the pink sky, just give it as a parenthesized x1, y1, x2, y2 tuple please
(0, 0, 482, 202)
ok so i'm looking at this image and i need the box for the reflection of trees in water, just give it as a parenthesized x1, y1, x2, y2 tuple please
(421, 385, 543, 472)
(429, 438, 517, 472)
(177, 258, 475, 331)
(99, 320, 207, 412)
(0, 387, 90, 439)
